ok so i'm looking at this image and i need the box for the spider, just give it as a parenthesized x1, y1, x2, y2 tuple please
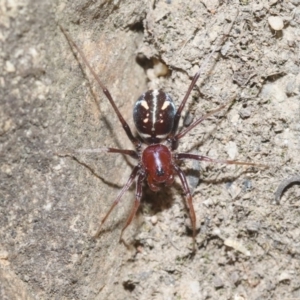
(59, 25, 267, 252)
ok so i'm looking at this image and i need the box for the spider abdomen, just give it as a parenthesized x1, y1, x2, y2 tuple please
(133, 90, 176, 144)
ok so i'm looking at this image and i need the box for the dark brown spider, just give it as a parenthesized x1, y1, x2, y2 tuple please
(59, 24, 267, 252)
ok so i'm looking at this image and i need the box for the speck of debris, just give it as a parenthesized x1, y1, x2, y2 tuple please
(213, 275, 224, 288)
(268, 16, 284, 31)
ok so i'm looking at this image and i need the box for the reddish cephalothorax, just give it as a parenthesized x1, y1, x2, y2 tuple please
(60, 24, 267, 252)
(142, 144, 174, 190)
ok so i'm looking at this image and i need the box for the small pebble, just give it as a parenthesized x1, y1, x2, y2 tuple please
(0, 250, 9, 259)
(183, 111, 194, 127)
(146, 238, 154, 248)
(246, 221, 260, 233)
(239, 108, 251, 119)
(224, 239, 251, 256)
(150, 215, 158, 225)
(227, 182, 241, 199)
(274, 123, 284, 133)
(146, 68, 156, 81)
(225, 141, 238, 160)
(1, 164, 12, 175)
(230, 271, 240, 285)
(153, 60, 169, 77)
(242, 179, 252, 191)
(268, 16, 284, 31)
(53, 164, 62, 171)
(203, 198, 214, 207)
(212, 228, 221, 237)
(290, 0, 300, 5)
(278, 271, 292, 282)
(213, 276, 224, 288)
(5, 61, 15, 73)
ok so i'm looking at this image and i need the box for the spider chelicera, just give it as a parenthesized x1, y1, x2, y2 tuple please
(60, 25, 267, 251)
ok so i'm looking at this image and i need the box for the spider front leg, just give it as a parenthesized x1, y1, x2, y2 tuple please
(119, 172, 145, 245)
(94, 165, 139, 238)
(75, 147, 138, 159)
(168, 18, 237, 150)
(173, 164, 197, 253)
(172, 153, 267, 252)
(59, 25, 140, 148)
(176, 153, 268, 169)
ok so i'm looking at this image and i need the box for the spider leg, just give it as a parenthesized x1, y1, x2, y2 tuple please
(173, 164, 197, 253)
(169, 44, 222, 141)
(169, 17, 237, 146)
(59, 25, 140, 147)
(176, 153, 268, 168)
(75, 147, 138, 159)
(94, 165, 140, 238)
(119, 172, 145, 245)
(174, 97, 234, 141)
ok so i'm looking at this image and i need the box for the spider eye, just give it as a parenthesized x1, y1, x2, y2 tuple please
(133, 89, 176, 144)
(156, 167, 165, 177)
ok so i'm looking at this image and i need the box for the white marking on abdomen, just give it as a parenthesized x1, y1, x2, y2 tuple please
(161, 101, 170, 110)
(155, 133, 169, 139)
(140, 100, 149, 110)
(151, 90, 159, 132)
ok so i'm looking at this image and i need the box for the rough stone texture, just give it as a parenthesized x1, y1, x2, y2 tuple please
(1, 0, 300, 299)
